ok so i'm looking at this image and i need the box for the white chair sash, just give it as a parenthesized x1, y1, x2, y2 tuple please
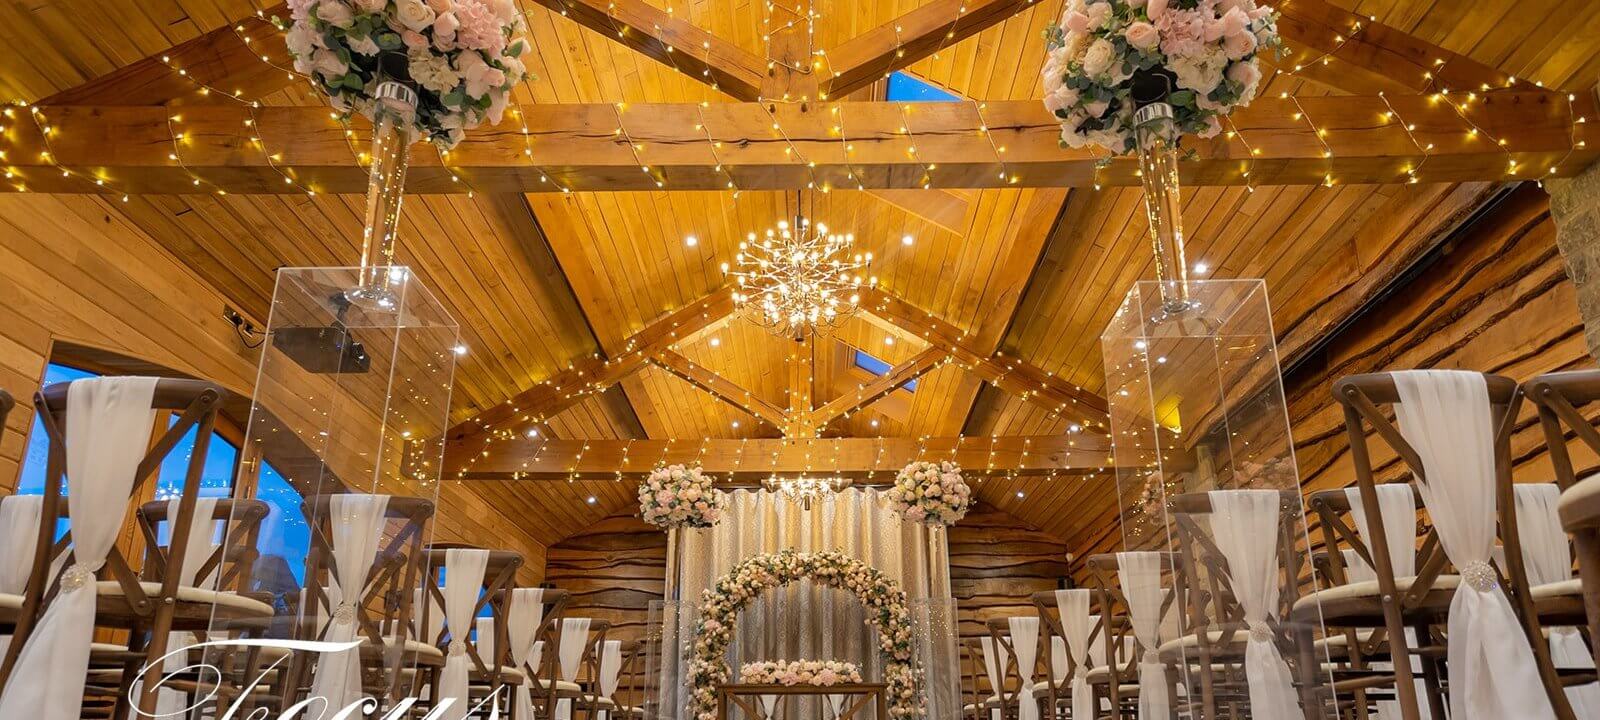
(506, 588, 547, 720)
(1392, 370, 1556, 720)
(0, 377, 157, 720)
(1053, 589, 1094, 720)
(1007, 617, 1040, 720)
(1344, 484, 1418, 578)
(595, 638, 623, 719)
(555, 617, 592, 720)
(1116, 551, 1169, 720)
(1514, 483, 1600, 716)
(1049, 636, 1068, 685)
(476, 616, 497, 666)
(308, 493, 391, 719)
(1209, 489, 1300, 717)
(980, 635, 1009, 720)
(0, 495, 43, 661)
(438, 548, 490, 720)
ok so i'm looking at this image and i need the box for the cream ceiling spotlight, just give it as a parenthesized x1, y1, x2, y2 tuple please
(729, 192, 876, 341)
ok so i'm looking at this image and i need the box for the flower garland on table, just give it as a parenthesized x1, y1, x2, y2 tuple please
(738, 660, 864, 687)
(1041, 0, 1282, 154)
(885, 461, 972, 526)
(689, 550, 921, 720)
(638, 463, 727, 530)
(282, 0, 530, 148)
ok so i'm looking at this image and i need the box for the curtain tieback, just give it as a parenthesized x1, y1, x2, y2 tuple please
(1141, 649, 1160, 665)
(1247, 619, 1274, 643)
(59, 564, 94, 593)
(449, 639, 467, 657)
(331, 602, 357, 625)
(1461, 560, 1498, 592)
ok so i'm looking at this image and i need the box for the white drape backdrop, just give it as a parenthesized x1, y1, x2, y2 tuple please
(657, 488, 956, 720)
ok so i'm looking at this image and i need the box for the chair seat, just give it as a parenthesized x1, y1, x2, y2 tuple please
(95, 581, 275, 623)
(1292, 575, 1459, 626)
(363, 638, 446, 663)
(1158, 628, 1367, 659)
(1558, 475, 1600, 531)
(1530, 578, 1590, 626)
(1532, 579, 1583, 600)
(533, 678, 585, 693)
(0, 592, 20, 623)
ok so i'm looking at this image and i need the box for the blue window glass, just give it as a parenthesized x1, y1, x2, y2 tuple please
(886, 71, 959, 102)
(16, 363, 99, 495)
(154, 416, 238, 501)
(253, 461, 310, 589)
(854, 349, 917, 392)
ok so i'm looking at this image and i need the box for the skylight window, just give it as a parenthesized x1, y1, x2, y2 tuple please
(885, 71, 959, 103)
(854, 349, 918, 392)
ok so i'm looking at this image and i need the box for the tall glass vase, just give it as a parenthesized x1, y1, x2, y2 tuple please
(1134, 102, 1191, 315)
(352, 81, 419, 302)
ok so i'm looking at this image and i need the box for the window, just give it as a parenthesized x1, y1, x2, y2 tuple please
(854, 349, 917, 392)
(886, 71, 959, 102)
(253, 461, 310, 588)
(16, 363, 99, 495)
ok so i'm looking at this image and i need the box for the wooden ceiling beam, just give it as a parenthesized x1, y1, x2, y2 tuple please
(857, 285, 1109, 429)
(527, 0, 767, 101)
(448, 434, 1113, 480)
(1272, 0, 1547, 96)
(821, 0, 1036, 100)
(650, 348, 790, 430)
(811, 345, 948, 427)
(442, 286, 737, 464)
(11, 94, 1592, 194)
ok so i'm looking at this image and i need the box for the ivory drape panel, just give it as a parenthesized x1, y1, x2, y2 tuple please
(1513, 483, 1600, 716)
(661, 488, 955, 720)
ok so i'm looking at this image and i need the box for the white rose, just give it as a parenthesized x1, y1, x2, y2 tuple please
(286, 23, 318, 57)
(349, 34, 380, 55)
(395, 0, 436, 32)
(1081, 38, 1115, 78)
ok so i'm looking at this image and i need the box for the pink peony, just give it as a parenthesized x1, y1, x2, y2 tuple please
(427, 0, 453, 10)
(433, 11, 460, 48)
(1084, 1, 1112, 29)
(1156, 8, 1206, 58)
(1146, 0, 1169, 20)
(452, 0, 508, 54)
(1063, 11, 1089, 33)
(401, 29, 428, 49)
(1124, 21, 1159, 51)
(1223, 29, 1256, 60)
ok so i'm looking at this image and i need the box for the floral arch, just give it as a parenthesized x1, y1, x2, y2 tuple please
(686, 549, 922, 720)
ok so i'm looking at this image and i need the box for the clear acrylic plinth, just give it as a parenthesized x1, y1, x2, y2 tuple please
(195, 266, 458, 717)
(1101, 279, 1333, 719)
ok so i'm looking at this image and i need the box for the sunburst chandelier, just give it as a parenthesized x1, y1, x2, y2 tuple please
(726, 196, 876, 340)
(761, 475, 854, 510)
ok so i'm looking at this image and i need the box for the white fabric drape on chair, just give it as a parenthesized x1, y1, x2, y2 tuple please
(1116, 551, 1168, 720)
(1392, 370, 1556, 720)
(555, 618, 592, 720)
(308, 494, 391, 718)
(0, 376, 157, 720)
(1513, 483, 1600, 716)
(1053, 589, 1095, 720)
(1209, 489, 1299, 718)
(439, 548, 490, 720)
(595, 639, 623, 720)
(980, 635, 1009, 720)
(506, 588, 546, 720)
(0, 495, 42, 661)
(1007, 617, 1040, 720)
(1344, 485, 1431, 720)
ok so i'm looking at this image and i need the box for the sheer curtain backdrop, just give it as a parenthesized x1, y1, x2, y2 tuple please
(656, 488, 956, 720)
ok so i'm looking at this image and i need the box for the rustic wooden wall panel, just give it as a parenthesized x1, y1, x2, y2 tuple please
(543, 501, 1070, 643)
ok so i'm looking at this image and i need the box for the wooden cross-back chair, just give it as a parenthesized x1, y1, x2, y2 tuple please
(1525, 370, 1600, 671)
(982, 617, 1040, 720)
(0, 378, 278, 718)
(1029, 589, 1124, 720)
(592, 639, 643, 720)
(285, 493, 436, 709)
(417, 543, 524, 711)
(961, 637, 1002, 720)
(1167, 489, 1323, 719)
(1304, 371, 1574, 720)
(537, 616, 612, 720)
(511, 588, 572, 720)
(1084, 552, 1176, 720)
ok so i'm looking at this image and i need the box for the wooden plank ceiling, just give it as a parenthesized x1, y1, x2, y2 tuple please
(10, 0, 1600, 548)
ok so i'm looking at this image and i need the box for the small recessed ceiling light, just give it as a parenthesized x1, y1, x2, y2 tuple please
(1016, 491, 1026, 499)
(1134, 340, 1147, 350)
(452, 344, 469, 356)
(884, 336, 895, 346)
(1068, 424, 1082, 433)
(1193, 262, 1209, 274)
(732, 420, 741, 429)
(401, 430, 412, 438)
(685, 235, 699, 247)
(1156, 356, 1167, 364)
(710, 337, 721, 347)
(902, 234, 914, 246)
(526, 428, 539, 438)
(870, 418, 880, 428)
(586, 496, 597, 504)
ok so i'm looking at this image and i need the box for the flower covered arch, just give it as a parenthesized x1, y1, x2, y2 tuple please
(687, 550, 921, 720)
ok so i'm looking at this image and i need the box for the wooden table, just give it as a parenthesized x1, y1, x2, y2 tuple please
(716, 682, 888, 720)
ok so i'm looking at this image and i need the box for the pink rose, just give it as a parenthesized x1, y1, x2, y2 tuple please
(401, 30, 428, 49)
(427, 0, 453, 10)
(315, 0, 355, 27)
(1063, 11, 1089, 33)
(1084, 2, 1112, 29)
(1147, 0, 1168, 20)
(1221, 6, 1250, 35)
(1223, 29, 1257, 60)
(1085, 99, 1109, 117)
(433, 10, 460, 46)
(1124, 21, 1159, 50)
(1226, 60, 1260, 89)
(353, 0, 386, 13)
(1199, 115, 1222, 138)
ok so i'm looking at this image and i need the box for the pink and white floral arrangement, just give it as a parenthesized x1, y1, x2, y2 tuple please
(1041, 0, 1281, 154)
(738, 659, 864, 687)
(689, 550, 920, 720)
(282, 0, 530, 148)
(886, 461, 972, 526)
(638, 463, 726, 530)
